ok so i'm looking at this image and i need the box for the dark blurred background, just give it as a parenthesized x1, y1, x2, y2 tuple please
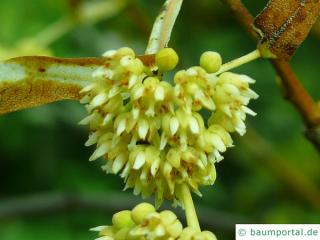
(0, 0, 319, 239)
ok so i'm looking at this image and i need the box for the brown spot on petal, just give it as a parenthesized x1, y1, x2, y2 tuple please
(38, 67, 46, 73)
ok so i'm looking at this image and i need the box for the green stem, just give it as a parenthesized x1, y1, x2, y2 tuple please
(145, 0, 183, 54)
(76, 0, 127, 25)
(34, 0, 128, 47)
(180, 184, 201, 232)
(214, 49, 261, 75)
(34, 18, 74, 47)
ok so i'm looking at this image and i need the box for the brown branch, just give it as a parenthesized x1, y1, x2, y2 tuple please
(125, 1, 152, 37)
(221, 0, 320, 151)
(220, 0, 258, 39)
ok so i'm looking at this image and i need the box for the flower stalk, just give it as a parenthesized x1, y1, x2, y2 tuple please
(214, 49, 261, 75)
(0, 0, 128, 62)
(180, 184, 201, 232)
(35, 0, 128, 47)
(33, 18, 74, 47)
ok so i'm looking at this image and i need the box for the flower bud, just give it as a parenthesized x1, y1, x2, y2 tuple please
(131, 202, 156, 224)
(117, 47, 135, 57)
(159, 210, 177, 224)
(129, 209, 183, 239)
(114, 227, 131, 240)
(166, 220, 183, 238)
(112, 210, 134, 230)
(178, 228, 217, 240)
(179, 227, 197, 240)
(155, 48, 179, 72)
(200, 51, 222, 73)
(201, 230, 218, 240)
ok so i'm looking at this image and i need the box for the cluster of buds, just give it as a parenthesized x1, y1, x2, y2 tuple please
(80, 47, 258, 206)
(92, 202, 217, 240)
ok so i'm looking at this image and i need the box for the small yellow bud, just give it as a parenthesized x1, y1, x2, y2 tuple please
(143, 76, 160, 88)
(115, 227, 131, 240)
(166, 220, 183, 238)
(155, 48, 179, 72)
(131, 202, 155, 224)
(200, 51, 222, 73)
(159, 210, 177, 224)
(201, 230, 218, 240)
(99, 226, 116, 237)
(179, 227, 198, 239)
(166, 149, 181, 168)
(127, 59, 144, 74)
(117, 47, 135, 57)
(112, 210, 134, 230)
(126, 233, 140, 240)
(173, 70, 185, 84)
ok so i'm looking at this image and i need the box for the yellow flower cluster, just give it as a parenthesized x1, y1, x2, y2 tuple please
(92, 202, 216, 240)
(80, 47, 258, 206)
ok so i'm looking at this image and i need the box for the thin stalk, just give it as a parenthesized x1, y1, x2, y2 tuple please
(34, 0, 127, 47)
(180, 184, 201, 232)
(145, 0, 183, 54)
(214, 49, 261, 75)
(76, 0, 127, 25)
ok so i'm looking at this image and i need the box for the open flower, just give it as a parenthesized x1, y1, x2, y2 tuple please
(80, 47, 258, 206)
(209, 72, 258, 135)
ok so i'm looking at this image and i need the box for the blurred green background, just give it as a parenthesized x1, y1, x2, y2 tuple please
(0, 0, 319, 239)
